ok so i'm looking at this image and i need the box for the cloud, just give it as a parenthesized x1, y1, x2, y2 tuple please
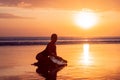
(0, 0, 41, 7)
(0, 0, 120, 11)
(0, 13, 32, 19)
(17, 2, 32, 8)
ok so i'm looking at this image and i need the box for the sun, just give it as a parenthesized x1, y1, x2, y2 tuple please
(74, 9, 99, 29)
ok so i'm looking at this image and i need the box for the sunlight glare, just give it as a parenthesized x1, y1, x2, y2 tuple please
(81, 44, 93, 65)
(74, 9, 99, 29)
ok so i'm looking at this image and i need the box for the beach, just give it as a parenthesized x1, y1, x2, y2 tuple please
(0, 43, 120, 80)
(1, 0, 120, 79)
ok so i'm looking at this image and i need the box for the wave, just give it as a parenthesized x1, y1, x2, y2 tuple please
(0, 37, 120, 46)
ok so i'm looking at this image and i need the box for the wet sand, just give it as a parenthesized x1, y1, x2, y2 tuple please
(0, 44, 120, 80)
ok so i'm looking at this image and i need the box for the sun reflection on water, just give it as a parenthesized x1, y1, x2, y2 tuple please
(80, 44, 93, 66)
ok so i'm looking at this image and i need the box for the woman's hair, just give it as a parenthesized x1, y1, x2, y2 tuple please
(51, 34, 57, 40)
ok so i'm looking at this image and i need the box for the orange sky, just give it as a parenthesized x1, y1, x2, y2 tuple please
(0, 0, 120, 37)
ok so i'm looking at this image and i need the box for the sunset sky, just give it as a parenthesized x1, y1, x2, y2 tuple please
(0, 0, 120, 37)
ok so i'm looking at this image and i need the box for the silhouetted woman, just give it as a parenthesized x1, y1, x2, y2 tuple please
(34, 34, 67, 80)
(36, 34, 58, 65)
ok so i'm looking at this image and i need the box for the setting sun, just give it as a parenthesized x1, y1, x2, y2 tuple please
(74, 9, 99, 29)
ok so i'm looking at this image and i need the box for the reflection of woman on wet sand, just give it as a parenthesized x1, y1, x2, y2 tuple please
(36, 64, 65, 80)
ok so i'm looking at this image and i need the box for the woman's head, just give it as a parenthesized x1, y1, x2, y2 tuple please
(51, 34, 57, 43)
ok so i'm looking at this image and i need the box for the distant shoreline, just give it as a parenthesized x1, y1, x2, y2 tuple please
(0, 37, 120, 46)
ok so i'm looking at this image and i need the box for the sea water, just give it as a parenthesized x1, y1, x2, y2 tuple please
(0, 37, 120, 80)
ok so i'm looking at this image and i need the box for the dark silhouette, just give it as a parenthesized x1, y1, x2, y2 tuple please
(32, 34, 67, 80)
(36, 34, 58, 65)
(36, 64, 66, 80)
(33, 34, 67, 67)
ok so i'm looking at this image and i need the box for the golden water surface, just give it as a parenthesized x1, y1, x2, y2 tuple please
(0, 44, 120, 80)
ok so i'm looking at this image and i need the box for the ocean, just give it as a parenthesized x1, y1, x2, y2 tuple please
(0, 37, 120, 46)
(0, 37, 120, 80)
